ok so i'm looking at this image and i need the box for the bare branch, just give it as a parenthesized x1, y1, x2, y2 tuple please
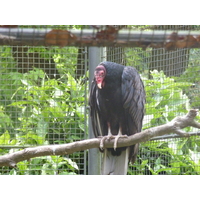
(0, 109, 199, 167)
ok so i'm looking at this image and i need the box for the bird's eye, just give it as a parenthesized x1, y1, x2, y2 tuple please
(99, 73, 104, 78)
(95, 71, 105, 78)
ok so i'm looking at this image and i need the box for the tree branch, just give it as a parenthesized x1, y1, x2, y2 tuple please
(0, 109, 199, 167)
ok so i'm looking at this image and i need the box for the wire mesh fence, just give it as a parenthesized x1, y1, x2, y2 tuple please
(0, 45, 88, 174)
(0, 25, 200, 175)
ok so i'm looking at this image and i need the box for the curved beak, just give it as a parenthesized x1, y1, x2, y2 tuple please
(97, 83, 102, 89)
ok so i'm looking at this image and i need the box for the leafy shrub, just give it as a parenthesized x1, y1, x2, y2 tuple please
(0, 45, 86, 174)
(143, 70, 192, 129)
(128, 70, 200, 175)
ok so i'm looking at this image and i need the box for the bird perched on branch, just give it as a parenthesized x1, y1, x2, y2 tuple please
(89, 61, 145, 175)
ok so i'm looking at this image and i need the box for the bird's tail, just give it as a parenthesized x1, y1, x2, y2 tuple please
(101, 147, 130, 175)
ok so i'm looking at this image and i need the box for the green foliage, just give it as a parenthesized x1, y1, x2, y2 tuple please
(128, 137, 200, 175)
(128, 68, 200, 175)
(125, 48, 150, 77)
(1, 67, 85, 144)
(142, 70, 192, 129)
(174, 49, 200, 109)
(0, 45, 86, 174)
(1, 155, 78, 175)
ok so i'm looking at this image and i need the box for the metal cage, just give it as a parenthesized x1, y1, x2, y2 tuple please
(0, 25, 200, 175)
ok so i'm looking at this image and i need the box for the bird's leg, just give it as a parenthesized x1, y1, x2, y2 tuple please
(100, 126, 113, 150)
(100, 126, 128, 151)
(113, 128, 128, 151)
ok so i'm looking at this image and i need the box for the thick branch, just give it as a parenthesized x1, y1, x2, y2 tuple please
(0, 109, 199, 167)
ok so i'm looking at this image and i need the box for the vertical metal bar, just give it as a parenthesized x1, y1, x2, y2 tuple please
(84, 47, 88, 175)
(88, 47, 102, 175)
(101, 47, 107, 61)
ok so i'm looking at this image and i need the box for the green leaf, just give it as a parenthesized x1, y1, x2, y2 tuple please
(140, 159, 148, 168)
(0, 132, 10, 145)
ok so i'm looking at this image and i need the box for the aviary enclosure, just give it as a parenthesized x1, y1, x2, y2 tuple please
(0, 25, 200, 175)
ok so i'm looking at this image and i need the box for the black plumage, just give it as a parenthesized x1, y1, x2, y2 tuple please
(89, 61, 145, 175)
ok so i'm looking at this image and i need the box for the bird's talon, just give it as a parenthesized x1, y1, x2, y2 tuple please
(113, 135, 128, 151)
(99, 136, 110, 150)
(99, 135, 128, 151)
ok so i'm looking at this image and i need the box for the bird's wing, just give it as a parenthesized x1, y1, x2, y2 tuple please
(89, 79, 103, 138)
(121, 66, 145, 163)
(121, 66, 145, 134)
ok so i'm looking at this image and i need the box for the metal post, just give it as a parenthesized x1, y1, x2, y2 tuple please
(88, 47, 102, 175)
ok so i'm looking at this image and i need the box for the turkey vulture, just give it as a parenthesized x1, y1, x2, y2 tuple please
(89, 61, 145, 175)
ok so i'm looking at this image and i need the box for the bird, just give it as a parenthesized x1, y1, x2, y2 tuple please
(89, 61, 145, 175)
